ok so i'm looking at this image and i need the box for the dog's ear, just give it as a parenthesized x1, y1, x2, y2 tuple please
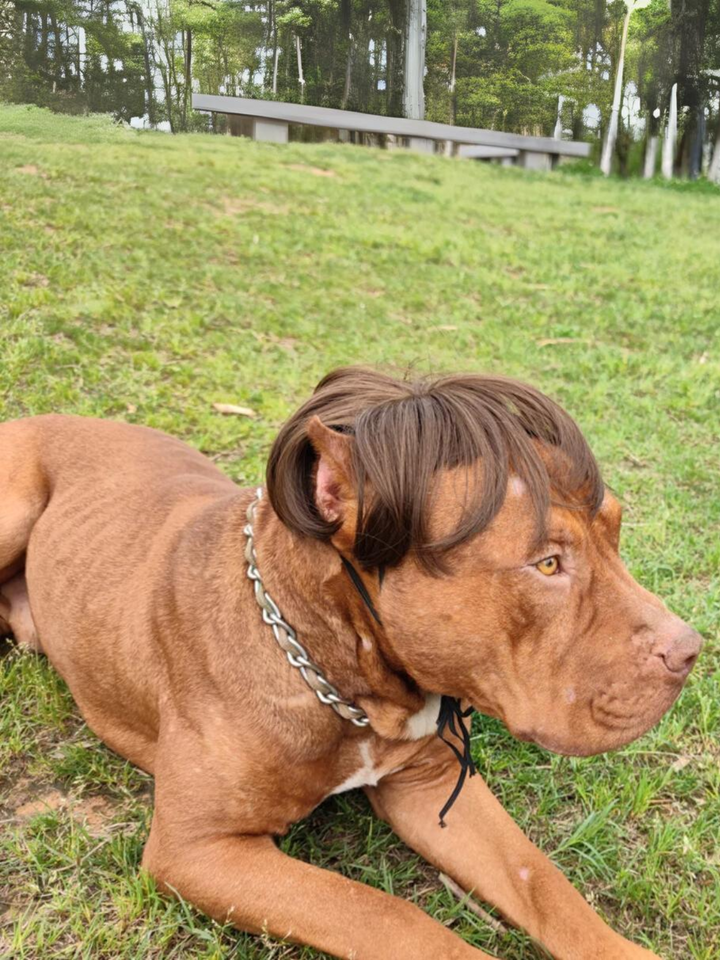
(307, 416, 356, 525)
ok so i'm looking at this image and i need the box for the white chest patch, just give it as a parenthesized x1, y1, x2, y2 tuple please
(404, 693, 442, 740)
(329, 740, 380, 795)
(327, 695, 441, 798)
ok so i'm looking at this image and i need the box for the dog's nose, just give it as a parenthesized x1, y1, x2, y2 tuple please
(654, 628, 703, 676)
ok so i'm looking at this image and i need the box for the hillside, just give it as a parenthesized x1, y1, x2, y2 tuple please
(1, 104, 719, 959)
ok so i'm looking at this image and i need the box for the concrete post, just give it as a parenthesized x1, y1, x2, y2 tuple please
(406, 137, 435, 153)
(252, 118, 289, 143)
(518, 151, 552, 171)
(227, 115, 289, 143)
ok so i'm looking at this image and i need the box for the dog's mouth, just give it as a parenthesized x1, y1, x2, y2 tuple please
(509, 704, 677, 757)
(509, 728, 585, 755)
(525, 733, 609, 757)
(511, 727, 646, 757)
(505, 668, 693, 758)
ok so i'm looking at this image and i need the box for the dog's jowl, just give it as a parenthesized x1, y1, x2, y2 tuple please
(0, 368, 701, 960)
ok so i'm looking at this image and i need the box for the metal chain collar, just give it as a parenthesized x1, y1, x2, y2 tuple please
(244, 489, 370, 728)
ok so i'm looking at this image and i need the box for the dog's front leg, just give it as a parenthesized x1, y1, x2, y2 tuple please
(142, 818, 497, 960)
(366, 743, 660, 960)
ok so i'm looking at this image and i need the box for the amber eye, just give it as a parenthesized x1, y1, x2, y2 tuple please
(536, 556, 560, 576)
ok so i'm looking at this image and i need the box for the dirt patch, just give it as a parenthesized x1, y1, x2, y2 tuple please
(9, 781, 123, 836)
(284, 164, 337, 178)
(20, 273, 50, 288)
(217, 197, 289, 216)
(15, 789, 67, 819)
(250, 331, 300, 351)
(71, 795, 116, 837)
(16, 164, 48, 179)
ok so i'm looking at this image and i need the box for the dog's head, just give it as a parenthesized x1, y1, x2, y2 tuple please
(267, 367, 701, 755)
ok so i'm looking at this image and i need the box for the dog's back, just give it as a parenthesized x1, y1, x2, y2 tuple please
(0, 415, 240, 769)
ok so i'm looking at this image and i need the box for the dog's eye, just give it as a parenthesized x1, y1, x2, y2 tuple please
(536, 556, 560, 576)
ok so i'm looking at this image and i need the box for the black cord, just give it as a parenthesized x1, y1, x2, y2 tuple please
(340, 555, 476, 825)
(436, 695, 477, 826)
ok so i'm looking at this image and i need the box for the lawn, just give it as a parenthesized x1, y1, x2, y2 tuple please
(0, 102, 718, 960)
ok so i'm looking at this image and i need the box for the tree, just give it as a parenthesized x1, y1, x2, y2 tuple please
(404, 0, 425, 118)
(3, 0, 720, 182)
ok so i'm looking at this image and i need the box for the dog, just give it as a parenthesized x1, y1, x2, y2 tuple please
(0, 367, 701, 959)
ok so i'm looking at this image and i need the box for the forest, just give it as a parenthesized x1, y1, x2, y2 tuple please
(1, 0, 719, 177)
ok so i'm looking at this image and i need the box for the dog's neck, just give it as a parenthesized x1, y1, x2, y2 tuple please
(247, 492, 427, 739)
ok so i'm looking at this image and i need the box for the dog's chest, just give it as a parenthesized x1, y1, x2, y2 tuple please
(326, 694, 440, 797)
(328, 740, 384, 795)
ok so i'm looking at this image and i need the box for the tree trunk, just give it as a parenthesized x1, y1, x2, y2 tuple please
(553, 94, 565, 140)
(269, 0, 279, 95)
(449, 34, 457, 93)
(183, 27, 192, 128)
(449, 33, 457, 124)
(341, 34, 354, 108)
(688, 106, 704, 179)
(643, 134, 658, 178)
(661, 82, 677, 180)
(403, 0, 426, 120)
(132, 3, 156, 126)
(49, 14, 63, 90)
(708, 121, 720, 184)
(600, 2, 631, 176)
(295, 33, 304, 102)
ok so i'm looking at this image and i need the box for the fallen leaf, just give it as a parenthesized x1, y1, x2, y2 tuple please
(623, 453, 648, 469)
(436, 325, 458, 332)
(212, 403, 257, 418)
(126, 403, 137, 414)
(670, 755, 692, 772)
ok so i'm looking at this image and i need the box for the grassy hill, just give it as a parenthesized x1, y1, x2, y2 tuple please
(1, 102, 718, 960)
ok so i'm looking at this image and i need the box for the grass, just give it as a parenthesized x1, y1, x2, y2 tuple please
(0, 101, 718, 959)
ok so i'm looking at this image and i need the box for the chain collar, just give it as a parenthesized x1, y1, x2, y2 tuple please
(245, 488, 476, 824)
(244, 489, 370, 727)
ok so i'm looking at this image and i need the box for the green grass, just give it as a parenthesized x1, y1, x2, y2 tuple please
(1, 101, 719, 959)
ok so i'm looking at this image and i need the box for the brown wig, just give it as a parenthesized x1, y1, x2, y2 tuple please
(266, 367, 604, 572)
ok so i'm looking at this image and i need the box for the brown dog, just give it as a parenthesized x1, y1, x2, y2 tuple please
(0, 368, 701, 960)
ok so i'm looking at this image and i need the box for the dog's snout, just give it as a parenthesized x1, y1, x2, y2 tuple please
(653, 628, 702, 676)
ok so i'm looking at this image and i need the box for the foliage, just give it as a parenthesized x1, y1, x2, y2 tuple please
(2, 0, 720, 175)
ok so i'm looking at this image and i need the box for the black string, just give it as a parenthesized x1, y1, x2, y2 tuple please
(436, 696, 476, 827)
(340, 556, 476, 826)
(340, 557, 382, 625)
